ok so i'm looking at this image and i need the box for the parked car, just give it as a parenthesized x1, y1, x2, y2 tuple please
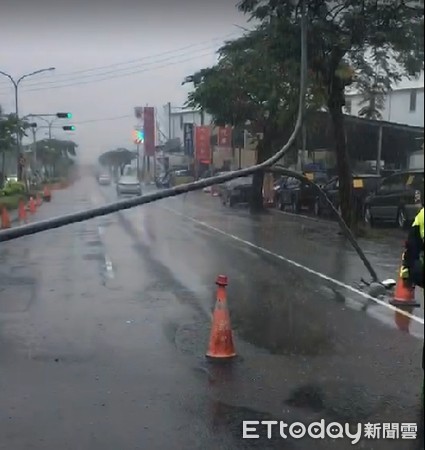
(364, 169, 424, 229)
(221, 175, 253, 207)
(97, 173, 111, 185)
(158, 168, 194, 188)
(314, 173, 382, 218)
(116, 173, 142, 196)
(172, 169, 194, 186)
(275, 171, 329, 213)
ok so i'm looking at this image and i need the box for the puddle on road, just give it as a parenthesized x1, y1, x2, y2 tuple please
(85, 240, 103, 247)
(83, 253, 105, 261)
(229, 278, 335, 357)
(285, 382, 386, 423)
(0, 274, 34, 286)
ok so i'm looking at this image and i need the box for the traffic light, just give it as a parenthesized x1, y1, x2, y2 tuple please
(132, 129, 144, 143)
(56, 112, 72, 119)
(29, 122, 37, 128)
(63, 125, 75, 131)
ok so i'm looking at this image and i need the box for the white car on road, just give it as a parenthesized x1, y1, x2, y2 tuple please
(116, 172, 142, 196)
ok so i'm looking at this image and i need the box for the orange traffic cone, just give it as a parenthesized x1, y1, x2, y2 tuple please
(28, 196, 37, 214)
(43, 185, 51, 202)
(389, 270, 420, 308)
(18, 199, 27, 224)
(206, 275, 236, 360)
(1, 207, 11, 229)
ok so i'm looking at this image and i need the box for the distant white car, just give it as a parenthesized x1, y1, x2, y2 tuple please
(98, 173, 111, 185)
(116, 175, 142, 196)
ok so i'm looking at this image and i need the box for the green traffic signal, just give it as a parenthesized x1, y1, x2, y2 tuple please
(56, 112, 72, 119)
(63, 125, 75, 131)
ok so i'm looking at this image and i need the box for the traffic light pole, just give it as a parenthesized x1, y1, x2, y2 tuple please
(31, 127, 37, 167)
(136, 143, 140, 182)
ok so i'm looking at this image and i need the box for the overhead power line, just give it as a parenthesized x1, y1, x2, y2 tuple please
(73, 114, 134, 124)
(0, 32, 238, 90)
(22, 47, 217, 88)
(12, 51, 217, 92)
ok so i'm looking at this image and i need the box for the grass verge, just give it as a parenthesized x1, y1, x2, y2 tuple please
(0, 194, 26, 211)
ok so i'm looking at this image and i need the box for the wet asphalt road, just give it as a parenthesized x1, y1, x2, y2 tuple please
(0, 175, 423, 450)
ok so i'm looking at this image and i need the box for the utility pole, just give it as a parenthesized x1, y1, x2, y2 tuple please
(136, 143, 140, 182)
(0, 67, 56, 180)
(168, 102, 172, 140)
(31, 125, 37, 167)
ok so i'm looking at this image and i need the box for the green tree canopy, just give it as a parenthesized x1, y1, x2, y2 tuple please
(186, 26, 323, 210)
(236, 0, 423, 226)
(98, 148, 135, 169)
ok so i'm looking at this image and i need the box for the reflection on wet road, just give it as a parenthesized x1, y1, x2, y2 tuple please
(0, 175, 423, 450)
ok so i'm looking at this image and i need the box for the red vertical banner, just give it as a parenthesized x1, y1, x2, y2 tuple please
(217, 126, 232, 148)
(195, 125, 211, 163)
(143, 106, 155, 156)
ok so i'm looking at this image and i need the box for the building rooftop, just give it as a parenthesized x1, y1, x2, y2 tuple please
(347, 71, 424, 96)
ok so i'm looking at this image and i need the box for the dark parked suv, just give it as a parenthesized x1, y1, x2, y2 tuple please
(314, 174, 382, 218)
(364, 169, 424, 229)
(275, 172, 328, 213)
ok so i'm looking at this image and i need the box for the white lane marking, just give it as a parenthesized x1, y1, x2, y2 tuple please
(161, 205, 424, 324)
(104, 253, 114, 278)
(273, 208, 329, 224)
(98, 225, 114, 279)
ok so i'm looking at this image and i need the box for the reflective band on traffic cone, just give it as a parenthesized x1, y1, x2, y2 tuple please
(28, 197, 37, 214)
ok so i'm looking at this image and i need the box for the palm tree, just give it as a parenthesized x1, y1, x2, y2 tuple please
(34, 138, 77, 178)
(0, 106, 17, 188)
(0, 106, 34, 187)
(357, 81, 386, 121)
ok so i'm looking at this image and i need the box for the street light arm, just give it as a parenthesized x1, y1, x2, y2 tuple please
(26, 115, 50, 126)
(17, 67, 56, 85)
(0, 70, 17, 87)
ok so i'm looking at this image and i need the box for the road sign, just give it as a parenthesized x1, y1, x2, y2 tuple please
(183, 123, 194, 156)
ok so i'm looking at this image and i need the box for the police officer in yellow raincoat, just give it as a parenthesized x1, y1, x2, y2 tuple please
(400, 207, 424, 290)
(400, 207, 424, 449)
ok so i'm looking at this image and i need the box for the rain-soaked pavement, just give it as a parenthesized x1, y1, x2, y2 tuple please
(0, 174, 423, 450)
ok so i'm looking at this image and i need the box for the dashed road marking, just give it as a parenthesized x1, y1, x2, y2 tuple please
(97, 225, 114, 279)
(273, 208, 323, 223)
(161, 205, 424, 325)
(104, 253, 114, 279)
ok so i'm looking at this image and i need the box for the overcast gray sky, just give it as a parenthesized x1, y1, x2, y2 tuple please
(0, 0, 249, 162)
